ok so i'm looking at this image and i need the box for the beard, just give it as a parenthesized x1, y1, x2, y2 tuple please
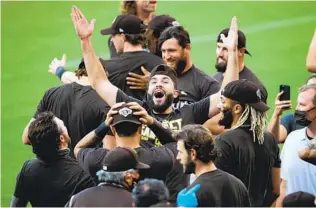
(218, 109, 234, 129)
(147, 93, 174, 113)
(215, 57, 227, 73)
(174, 59, 187, 75)
(183, 159, 196, 174)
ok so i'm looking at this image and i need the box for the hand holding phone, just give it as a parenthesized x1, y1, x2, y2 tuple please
(279, 84, 291, 101)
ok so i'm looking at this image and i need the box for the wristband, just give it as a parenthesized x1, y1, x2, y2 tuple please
(95, 122, 110, 138)
(56, 66, 66, 80)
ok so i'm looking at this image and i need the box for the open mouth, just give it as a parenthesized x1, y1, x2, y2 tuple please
(149, 0, 157, 4)
(154, 90, 164, 98)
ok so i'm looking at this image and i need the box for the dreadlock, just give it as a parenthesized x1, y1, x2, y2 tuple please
(230, 104, 267, 144)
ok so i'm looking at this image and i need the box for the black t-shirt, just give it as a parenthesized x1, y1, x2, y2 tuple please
(34, 82, 109, 149)
(189, 169, 250, 207)
(67, 184, 133, 207)
(214, 127, 281, 207)
(213, 66, 268, 103)
(13, 150, 94, 207)
(103, 51, 164, 100)
(174, 65, 220, 109)
(116, 89, 210, 148)
(77, 146, 174, 183)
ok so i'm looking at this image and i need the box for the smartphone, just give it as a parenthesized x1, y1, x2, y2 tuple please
(279, 84, 291, 101)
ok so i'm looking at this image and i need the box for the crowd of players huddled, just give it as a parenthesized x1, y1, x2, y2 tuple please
(10, 1, 316, 207)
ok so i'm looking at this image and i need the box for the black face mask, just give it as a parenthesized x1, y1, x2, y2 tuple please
(184, 159, 196, 174)
(294, 107, 316, 126)
(218, 109, 233, 129)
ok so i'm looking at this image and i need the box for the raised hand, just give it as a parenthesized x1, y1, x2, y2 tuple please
(274, 91, 291, 116)
(220, 16, 238, 51)
(127, 102, 154, 125)
(71, 6, 96, 40)
(126, 66, 151, 90)
(177, 184, 201, 208)
(48, 54, 67, 75)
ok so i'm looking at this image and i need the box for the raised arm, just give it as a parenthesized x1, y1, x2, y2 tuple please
(48, 54, 79, 84)
(127, 102, 176, 144)
(208, 17, 239, 118)
(267, 91, 291, 143)
(307, 29, 316, 72)
(71, 6, 118, 106)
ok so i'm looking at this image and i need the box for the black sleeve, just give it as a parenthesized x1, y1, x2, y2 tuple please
(77, 148, 97, 172)
(116, 89, 144, 105)
(77, 148, 109, 177)
(200, 76, 220, 99)
(148, 119, 176, 145)
(214, 135, 235, 174)
(33, 89, 50, 118)
(189, 97, 210, 124)
(10, 196, 28, 207)
(13, 160, 30, 202)
(273, 135, 281, 168)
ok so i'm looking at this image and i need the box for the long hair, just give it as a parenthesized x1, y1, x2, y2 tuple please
(120, 0, 137, 15)
(231, 105, 267, 144)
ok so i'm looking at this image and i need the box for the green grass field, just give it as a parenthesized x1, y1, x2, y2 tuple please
(2, 1, 315, 206)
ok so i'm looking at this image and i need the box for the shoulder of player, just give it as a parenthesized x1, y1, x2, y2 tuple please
(216, 128, 249, 141)
(241, 67, 266, 86)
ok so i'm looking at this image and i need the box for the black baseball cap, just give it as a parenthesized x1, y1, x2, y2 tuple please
(111, 105, 141, 127)
(150, 64, 178, 89)
(222, 79, 269, 112)
(283, 191, 316, 207)
(78, 57, 105, 69)
(217, 28, 251, 56)
(102, 147, 150, 172)
(148, 15, 179, 38)
(101, 14, 145, 36)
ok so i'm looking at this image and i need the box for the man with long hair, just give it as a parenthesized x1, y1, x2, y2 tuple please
(11, 112, 94, 207)
(215, 79, 280, 206)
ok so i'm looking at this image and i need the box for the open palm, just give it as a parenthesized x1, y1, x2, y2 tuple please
(220, 16, 238, 51)
(71, 6, 96, 40)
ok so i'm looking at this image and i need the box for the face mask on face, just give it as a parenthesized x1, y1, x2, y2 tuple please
(295, 107, 316, 126)
(218, 108, 233, 129)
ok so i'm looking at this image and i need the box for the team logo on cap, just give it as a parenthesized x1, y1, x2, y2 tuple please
(256, 89, 261, 100)
(119, 107, 132, 117)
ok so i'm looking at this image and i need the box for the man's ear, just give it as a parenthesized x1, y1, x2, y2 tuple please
(238, 48, 246, 57)
(233, 104, 243, 115)
(110, 126, 116, 136)
(191, 148, 197, 161)
(174, 90, 180, 99)
(59, 134, 67, 144)
(185, 43, 192, 51)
